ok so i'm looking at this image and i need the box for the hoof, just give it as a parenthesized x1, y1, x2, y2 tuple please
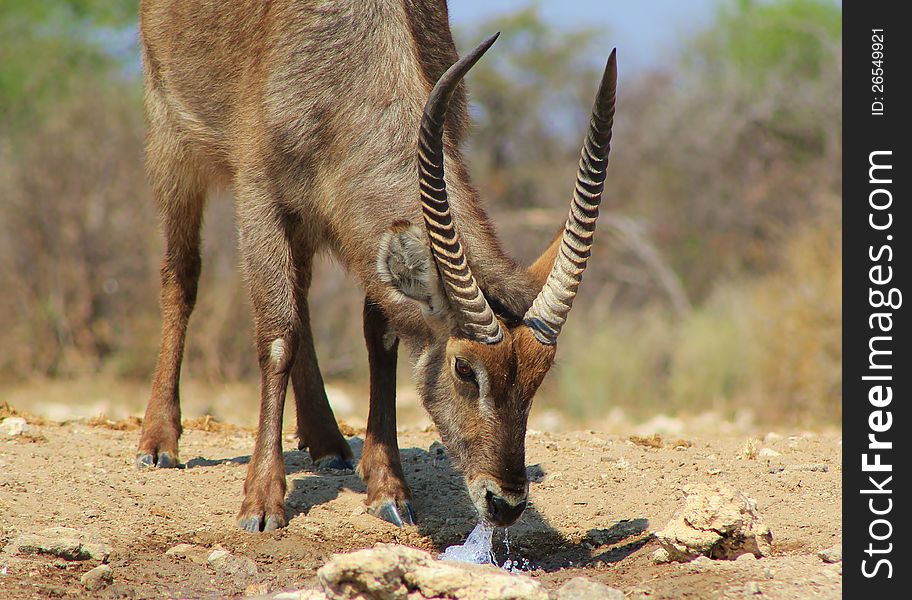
(315, 455, 355, 471)
(135, 454, 155, 470)
(156, 452, 180, 468)
(369, 500, 417, 528)
(238, 513, 284, 533)
(135, 452, 180, 469)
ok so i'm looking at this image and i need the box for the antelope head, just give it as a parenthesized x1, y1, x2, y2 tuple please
(378, 35, 617, 526)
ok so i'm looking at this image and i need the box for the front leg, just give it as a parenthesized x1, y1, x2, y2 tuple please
(235, 188, 299, 533)
(238, 352, 291, 532)
(358, 299, 415, 527)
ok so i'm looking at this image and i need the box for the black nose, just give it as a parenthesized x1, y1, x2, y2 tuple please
(485, 490, 527, 526)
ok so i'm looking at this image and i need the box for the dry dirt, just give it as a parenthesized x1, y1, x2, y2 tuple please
(0, 404, 841, 599)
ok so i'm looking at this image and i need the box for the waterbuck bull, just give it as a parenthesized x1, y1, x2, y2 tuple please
(136, 0, 617, 532)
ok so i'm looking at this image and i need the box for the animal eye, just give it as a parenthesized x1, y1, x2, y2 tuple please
(454, 358, 475, 382)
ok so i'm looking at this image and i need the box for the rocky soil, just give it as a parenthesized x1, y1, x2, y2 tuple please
(0, 411, 841, 598)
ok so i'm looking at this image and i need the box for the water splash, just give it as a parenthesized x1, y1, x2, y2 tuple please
(439, 523, 535, 572)
(500, 556, 534, 572)
(500, 527, 534, 572)
(438, 522, 495, 564)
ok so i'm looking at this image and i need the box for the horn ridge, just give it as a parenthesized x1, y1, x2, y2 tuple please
(524, 49, 617, 345)
(418, 33, 503, 344)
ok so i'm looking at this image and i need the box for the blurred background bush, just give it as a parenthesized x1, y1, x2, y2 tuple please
(0, 0, 841, 429)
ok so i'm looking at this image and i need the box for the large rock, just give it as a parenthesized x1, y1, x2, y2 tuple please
(317, 544, 548, 600)
(653, 483, 772, 562)
(6, 527, 111, 562)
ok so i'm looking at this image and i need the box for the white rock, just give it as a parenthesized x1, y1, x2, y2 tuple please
(758, 448, 781, 458)
(6, 527, 110, 562)
(318, 544, 548, 600)
(0, 417, 28, 436)
(653, 483, 772, 562)
(818, 544, 842, 563)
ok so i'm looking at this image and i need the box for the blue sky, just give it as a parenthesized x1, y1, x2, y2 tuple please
(447, 0, 721, 69)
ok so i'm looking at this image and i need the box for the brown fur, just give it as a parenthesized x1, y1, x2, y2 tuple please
(137, 0, 574, 530)
(527, 228, 564, 291)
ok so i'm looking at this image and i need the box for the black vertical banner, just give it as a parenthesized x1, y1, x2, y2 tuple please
(843, 1, 910, 596)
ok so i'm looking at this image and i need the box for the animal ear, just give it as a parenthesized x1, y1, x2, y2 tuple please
(377, 222, 450, 324)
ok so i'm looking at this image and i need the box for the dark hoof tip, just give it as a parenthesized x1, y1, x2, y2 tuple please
(373, 503, 403, 527)
(156, 452, 180, 469)
(370, 500, 416, 528)
(316, 455, 355, 471)
(238, 514, 284, 533)
(238, 516, 261, 533)
(263, 515, 283, 532)
(403, 501, 417, 525)
(136, 452, 180, 470)
(135, 454, 155, 470)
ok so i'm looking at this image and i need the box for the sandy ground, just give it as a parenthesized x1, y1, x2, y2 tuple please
(0, 402, 841, 599)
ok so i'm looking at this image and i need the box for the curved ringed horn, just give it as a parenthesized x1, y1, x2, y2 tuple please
(418, 33, 503, 344)
(523, 49, 618, 345)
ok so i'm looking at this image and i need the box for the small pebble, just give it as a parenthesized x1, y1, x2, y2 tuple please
(818, 544, 842, 563)
(80, 564, 113, 591)
(651, 548, 671, 564)
(788, 463, 828, 473)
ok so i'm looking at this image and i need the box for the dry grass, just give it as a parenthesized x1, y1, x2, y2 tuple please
(85, 415, 143, 431)
(629, 434, 664, 449)
(337, 420, 366, 437)
(182, 414, 241, 434)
